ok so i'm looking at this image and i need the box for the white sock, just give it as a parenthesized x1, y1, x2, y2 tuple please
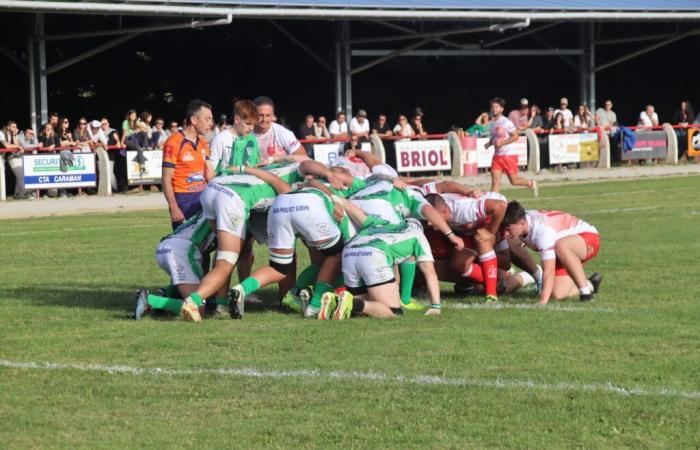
(517, 271, 535, 287)
(580, 286, 591, 295)
(533, 265, 543, 282)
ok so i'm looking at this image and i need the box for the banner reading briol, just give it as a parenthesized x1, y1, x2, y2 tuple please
(475, 137, 528, 168)
(314, 142, 371, 166)
(395, 139, 451, 173)
(126, 150, 163, 185)
(622, 130, 667, 160)
(549, 133, 600, 164)
(23, 153, 97, 189)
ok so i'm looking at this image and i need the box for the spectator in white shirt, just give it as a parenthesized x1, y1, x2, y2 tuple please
(152, 118, 168, 148)
(349, 109, 370, 140)
(314, 115, 330, 139)
(573, 104, 595, 130)
(329, 112, 348, 138)
(88, 120, 108, 146)
(553, 97, 574, 128)
(638, 104, 659, 128)
(393, 115, 415, 141)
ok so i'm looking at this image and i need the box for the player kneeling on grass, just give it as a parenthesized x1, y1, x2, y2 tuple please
(133, 212, 217, 320)
(321, 199, 442, 320)
(501, 201, 602, 304)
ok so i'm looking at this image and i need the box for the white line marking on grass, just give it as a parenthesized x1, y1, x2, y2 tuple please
(446, 303, 613, 313)
(1, 359, 698, 400)
(3, 223, 165, 237)
(583, 206, 660, 215)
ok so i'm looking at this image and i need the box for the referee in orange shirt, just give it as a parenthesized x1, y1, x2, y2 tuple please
(162, 99, 215, 229)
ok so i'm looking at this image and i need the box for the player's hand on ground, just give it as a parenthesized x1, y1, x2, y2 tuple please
(448, 234, 465, 251)
(170, 206, 185, 223)
(425, 308, 441, 316)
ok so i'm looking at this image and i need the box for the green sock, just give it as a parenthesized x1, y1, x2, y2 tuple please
(186, 292, 204, 307)
(331, 273, 345, 289)
(239, 277, 261, 297)
(399, 261, 417, 305)
(292, 265, 320, 295)
(147, 294, 183, 315)
(214, 297, 228, 306)
(310, 282, 333, 308)
(161, 284, 181, 299)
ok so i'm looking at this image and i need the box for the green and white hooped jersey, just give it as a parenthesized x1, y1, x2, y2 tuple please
(349, 179, 428, 225)
(345, 218, 433, 266)
(163, 212, 215, 254)
(211, 162, 303, 214)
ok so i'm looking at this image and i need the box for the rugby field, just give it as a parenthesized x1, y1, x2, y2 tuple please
(1, 175, 699, 448)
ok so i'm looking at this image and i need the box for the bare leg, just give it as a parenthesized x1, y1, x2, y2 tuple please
(506, 173, 532, 187)
(551, 275, 580, 299)
(194, 229, 242, 299)
(237, 235, 255, 280)
(362, 282, 402, 318)
(491, 169, 503, 193)
(554, 235, 589, 290)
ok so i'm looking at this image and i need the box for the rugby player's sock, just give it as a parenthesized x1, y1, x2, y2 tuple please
(239, 277, 261, 297)
(463, 263, 484, 283)
(187, 292, 205, 307)
(147, 294, 183, 315)
(310, 282, 333, 309)
(518, 271, 535, 287)
(580, 281, 594, 296)
(479, 251, 498, 297)
(214, 296, 229, 306)
(292, 265, 320, 295)
(331, 273, 345, 289)
(351, 298, 365, 313)
(399, 261, 417, 305)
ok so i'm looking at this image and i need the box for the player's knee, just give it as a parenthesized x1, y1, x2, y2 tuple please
(215, 251, 239, 267)
(269, 251, 294, 275)
(318, 235, 343, 256)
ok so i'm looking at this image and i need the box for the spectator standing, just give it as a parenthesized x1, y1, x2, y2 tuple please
(329, 112, 348, 138)
(121, 110, 138, 147)
(59, 117, 77, 147)
(393, 115, 415, 140)
(162, 99, 215, 229)
(552, 113, 567, 132)
(99, 117, 124, 192)
(39, 122, 60, 149)
(573, 105, 595, 130)
(411, 114, 427, 137)
(673, 100, 695, 160)
(349, 109, 370, 140)
(298, 114, 316, 157)
(638, 105, 659, 128)
(74, 117, 93, 152)
(527, 105, 544, 131)
(553, 97, 574, 128)
(314, 116, 331, 139)
(152, 118, 168, 148)
(48, 112, 60, 134)
(18, 127, 40, 199)
(1, 121, 29, 200)
(595, 99, 618, 129)
(508, 98, 531, 130)
(467, 112, 491, 136)
(371, 114, 393, 137)
(541, 107, 555, 130)
(168, 120, 180, 136)
(216, 114, 229, 134)
(343, 135, 361, 153)
(88, 120, 107, 147)
(253, 96, 305, 163)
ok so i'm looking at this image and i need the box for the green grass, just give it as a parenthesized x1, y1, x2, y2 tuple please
(1, 176, 699, 449)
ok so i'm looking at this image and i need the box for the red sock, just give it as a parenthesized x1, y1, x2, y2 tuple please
(463, 263, 484, 283)
(479, 251, 498, 297)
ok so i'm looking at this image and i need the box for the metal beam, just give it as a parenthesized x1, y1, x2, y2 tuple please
(3, 2, 700, 21)
(594, 27, 700, 72)
(352, 48, 584, 57)
(0, 45, 27, 73)
(350, 38, 435, 75)
(372, 20, 464, 49)
(482, 21, 561, 48)
(47, 33, 142, 75)
(595, 30, 700, 46)
(269, 21, 333, 73)
(350, 22, 521, 45)
(530, 33, 579, 72)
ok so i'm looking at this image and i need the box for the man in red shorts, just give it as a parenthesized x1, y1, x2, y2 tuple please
(501, 201, 602, 304)
(486, 97, 538, 197)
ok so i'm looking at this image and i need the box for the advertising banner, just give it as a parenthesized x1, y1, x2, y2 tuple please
(459, 135, 478, 176)
(622, 130, 667, 161)
(126, 150, 163, 185)
(688, 128, 700, 157)
(313, 142, 371, 166)
(476, 137, 528, 168)
(395, 139, 451, 173)
(23, 153, 96, 189)
(548, 133, 600, 164)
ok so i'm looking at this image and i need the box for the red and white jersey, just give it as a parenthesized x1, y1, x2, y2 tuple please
(489, 116, 518, 156)
(443, 191, 507, 231)
(524, 210, 598, 260)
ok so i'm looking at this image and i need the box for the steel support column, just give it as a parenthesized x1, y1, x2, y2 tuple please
(28, 38, 37, 130)
(334, 23, 342, 113)
(342, 21, 352, 118)
(37, 13, 48, 125)
(589, 22, 596, 111)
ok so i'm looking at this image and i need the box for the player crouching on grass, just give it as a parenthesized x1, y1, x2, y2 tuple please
(229, 161, 367, 319)
(133, 212, 217, 320)
(321, 198, 443, 319)
(501, 201, 602, 304)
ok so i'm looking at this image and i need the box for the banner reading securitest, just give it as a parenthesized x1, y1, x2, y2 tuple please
(395, 139, 451, 173)
(23, 153, 97, 189)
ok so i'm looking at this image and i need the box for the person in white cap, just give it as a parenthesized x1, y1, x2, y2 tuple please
(88, 120, 108, 147)
(349, 109, 370, 140)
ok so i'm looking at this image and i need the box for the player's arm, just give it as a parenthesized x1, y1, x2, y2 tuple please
(161, 167, 184, 223)
(421, 204, 464, 251)
(302, 179, 346, 222)
(499, 128, 520, 147)
(241, 166, 292, 195)
(484, 199, 506, 235)
(204, 158, 215, 181)
(539, 257, 556, 305)
(434, 181, 481, 197)
(264, 153, 310, 166)
(299, 160, 351, 189)
(343, 149, 380, 169)
(338, 196, 368, 227)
